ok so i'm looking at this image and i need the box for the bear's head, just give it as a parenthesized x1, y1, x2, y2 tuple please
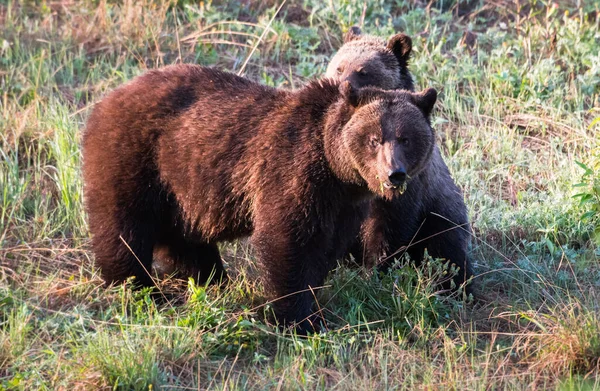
(326, 82, 437, 200)
(325, 26, 414, 91)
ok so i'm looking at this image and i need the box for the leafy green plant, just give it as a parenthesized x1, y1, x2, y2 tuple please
(573, 118, 600, 244)
(325, 255, 459, 336)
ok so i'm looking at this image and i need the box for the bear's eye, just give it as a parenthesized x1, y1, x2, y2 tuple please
(336, 66, 344, 75)
(399, 137, 410, 146)
(369, 137, 381, 149)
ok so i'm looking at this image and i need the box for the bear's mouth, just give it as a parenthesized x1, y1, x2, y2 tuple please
(383, 180, 408, 195)
(378, 179, 408, 196)
(382, 181, 396, 190)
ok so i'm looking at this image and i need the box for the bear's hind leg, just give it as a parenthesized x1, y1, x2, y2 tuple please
(91, 215, 158, 288)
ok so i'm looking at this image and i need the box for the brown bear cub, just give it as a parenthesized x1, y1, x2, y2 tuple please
(326, 26, 414, 91)
(326, 27, 473, 293)
(82, 64, 438, 332)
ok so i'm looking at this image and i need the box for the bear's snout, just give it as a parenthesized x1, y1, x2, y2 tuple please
(377, 142, 407, 190)
(388, 168, 407, 187)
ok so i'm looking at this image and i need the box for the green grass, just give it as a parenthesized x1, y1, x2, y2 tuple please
(1, 0, 600, 389)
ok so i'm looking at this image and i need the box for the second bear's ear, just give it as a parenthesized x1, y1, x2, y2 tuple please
(387, 33, 412, 67)
(412, 88, 437, 117)
(344, 26, 362, 43)
(340, 81, 360, 107)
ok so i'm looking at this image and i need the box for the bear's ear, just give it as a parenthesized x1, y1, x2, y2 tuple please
(387, 33, 412, 67)
(343, 26, 362, 43)
(340, 80, 360, 107)
(412, 88, 437, 117)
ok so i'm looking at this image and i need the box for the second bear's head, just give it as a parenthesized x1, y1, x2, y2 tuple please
(325, 82, 437, 200)
(325, 26, 414, 91)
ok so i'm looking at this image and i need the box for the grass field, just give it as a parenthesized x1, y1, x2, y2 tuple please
(1, 0, 600, 389)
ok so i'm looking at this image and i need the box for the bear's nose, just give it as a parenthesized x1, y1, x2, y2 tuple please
(388, 168, 407, 186)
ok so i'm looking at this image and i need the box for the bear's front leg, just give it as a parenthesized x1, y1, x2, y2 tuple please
(251, 222, 333, 334)
(354, 203, 390, 269)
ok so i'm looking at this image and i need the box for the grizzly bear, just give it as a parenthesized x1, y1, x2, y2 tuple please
(326, 27, 473, 293)
(325, 26, 414, 91)
(82, 64, 439, 332)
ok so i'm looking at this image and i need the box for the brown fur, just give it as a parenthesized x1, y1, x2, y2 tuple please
(327, 27, 473, 293)
(325, 26, 414, 91)
(82, 64, 438, 332)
